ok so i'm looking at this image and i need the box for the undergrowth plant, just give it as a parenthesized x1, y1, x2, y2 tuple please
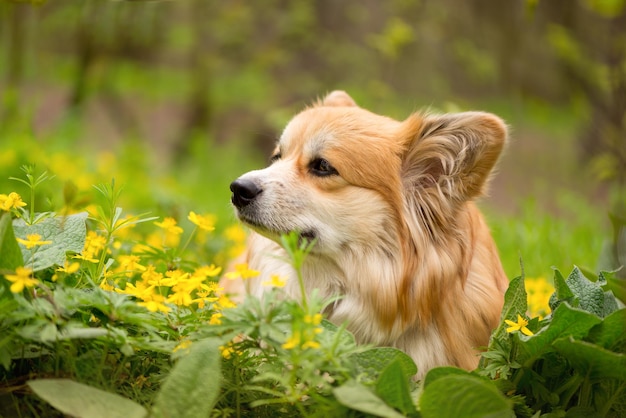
(0, 168, 625, 418)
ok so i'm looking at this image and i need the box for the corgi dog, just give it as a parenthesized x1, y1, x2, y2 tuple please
(226, 91, 509, 378)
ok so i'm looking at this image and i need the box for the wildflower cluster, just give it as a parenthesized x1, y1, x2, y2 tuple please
(282, 313, 323, 350)
(0, 192, 26, 212)
(78, 209, 237, 321)
(1, 168, 624, 417)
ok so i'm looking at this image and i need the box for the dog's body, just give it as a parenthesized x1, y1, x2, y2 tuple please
(226, 91, 508, 377)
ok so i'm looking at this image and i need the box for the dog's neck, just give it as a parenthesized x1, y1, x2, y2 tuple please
(245, 231, 408, 345)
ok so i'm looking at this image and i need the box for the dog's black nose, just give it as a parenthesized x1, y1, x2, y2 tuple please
(230, 178, 262, 208)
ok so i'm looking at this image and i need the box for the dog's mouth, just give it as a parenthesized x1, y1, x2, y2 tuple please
(236, 212, 318, 244)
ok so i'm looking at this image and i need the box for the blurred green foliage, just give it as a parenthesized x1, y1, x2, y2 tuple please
(0, 0, 624, 178)
(0, 2, 625, 415)
(0, 0, 624, 279)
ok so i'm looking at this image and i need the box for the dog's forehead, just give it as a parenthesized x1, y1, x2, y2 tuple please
(278, 110, 333, 155)
(278, 107, 401, 157)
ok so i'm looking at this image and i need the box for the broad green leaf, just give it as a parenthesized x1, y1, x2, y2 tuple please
(420, 373, 514, 418)
(602, 290, 619, 317)
(552, 337, 626, 381)
(599, 270, 626, 308)
(333, 379, 406, 418)
(13, 212, 88, 271)
(490, 276, 528, 344)
(423, 366, 474, 387)
(0, 212, 23, 270)
(376, 359, 419, 416)
(549, 268, 577, 312)
(350, 347, 417, 380)
(151, 338, 221, 418)
(586, 308, 626, 352)
(28, 379, 147, 418)
(565, 267, 606, 316)
(321, 319, 356, 346)
(517, 303, 601, 364)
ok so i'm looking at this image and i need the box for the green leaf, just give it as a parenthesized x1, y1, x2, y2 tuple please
(13, 212, 88, 271)
(586, 308, 626, 352)
(151, 338, 222, 418)
(423, 366, 475, 387)
(350, 347, 417, 380)
(549, 268, 577, 312)
(599, 270, 626, 308)
(565, 267, 607, 317)
(321, 318, 356, 346)
(28, 379, 147, 418)
(517, 303, 602, 364)
(0, 212, 23, 270)
(420, 373, 514, 418)
(333, 379, 406, 418)
(376, 359, 419, 416)
(553, 337, 626, 381)
(490, 275, 528, 344)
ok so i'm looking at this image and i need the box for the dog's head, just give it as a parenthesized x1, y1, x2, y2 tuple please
(230, 91, 506, 257)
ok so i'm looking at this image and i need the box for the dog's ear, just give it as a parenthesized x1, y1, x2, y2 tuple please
(319, 90, 357, 107)
(400, 112, 507, 202)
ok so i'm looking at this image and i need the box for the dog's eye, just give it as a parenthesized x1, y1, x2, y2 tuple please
(310, 158, 338, 177)
(270, 153, 281, 163)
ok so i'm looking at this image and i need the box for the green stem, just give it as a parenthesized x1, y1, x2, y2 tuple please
(598, 381, 626, 416)
(29, 179, 35, 224)
(578, 378, 592, 408)
(559, 374, 584, 407)
(178, 226, 197, 256)
(296, 268, 308, 311)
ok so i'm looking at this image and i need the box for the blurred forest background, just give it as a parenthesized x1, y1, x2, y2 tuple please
(0, 0, 625, 278)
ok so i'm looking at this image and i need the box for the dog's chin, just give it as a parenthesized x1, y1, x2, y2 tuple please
(236, 212, 318, 246)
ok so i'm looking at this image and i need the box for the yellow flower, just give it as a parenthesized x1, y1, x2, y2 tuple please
(302, 340, 321, 349)
(224, 263, 260, 280)
(282, 331, 301, 350)
(117, 255, 147, 275)
(220, 344, 236, 359)
(99, 279, 115, 292)
(0, 192, 27, 211)
(154, 217, 183, 235)
(262, 274, 287, 288)
(16, 233, 53, 249)
(56, 260, 80, 274)
(76, 231, 107, 263)
(166, 290, 194, 307)
(224, 224, 246, 243)
(526, 277, 554, 319)
(224, 225, 247, 258)
(162, 269, 190, 287)
(193, 289, 219, 309)
(141, 265, 165, 286)
(209, 312, 223, 325)
(117, 281, 154, 300)
(215, 294, 236, 310)
(173, 339, 192, 352)
(505, 314, 534, 336)
(4, 267, 39, 293)
(138, 294, 171, 313)
(187, 211, 216, 232)
(192, 265, 222, 279)
(304, 313, 323, 325)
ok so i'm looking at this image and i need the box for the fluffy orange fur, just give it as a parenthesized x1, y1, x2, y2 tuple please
(225, 91, 509, 378)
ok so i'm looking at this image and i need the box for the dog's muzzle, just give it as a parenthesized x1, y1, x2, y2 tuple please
(230, 178, 262, 209)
